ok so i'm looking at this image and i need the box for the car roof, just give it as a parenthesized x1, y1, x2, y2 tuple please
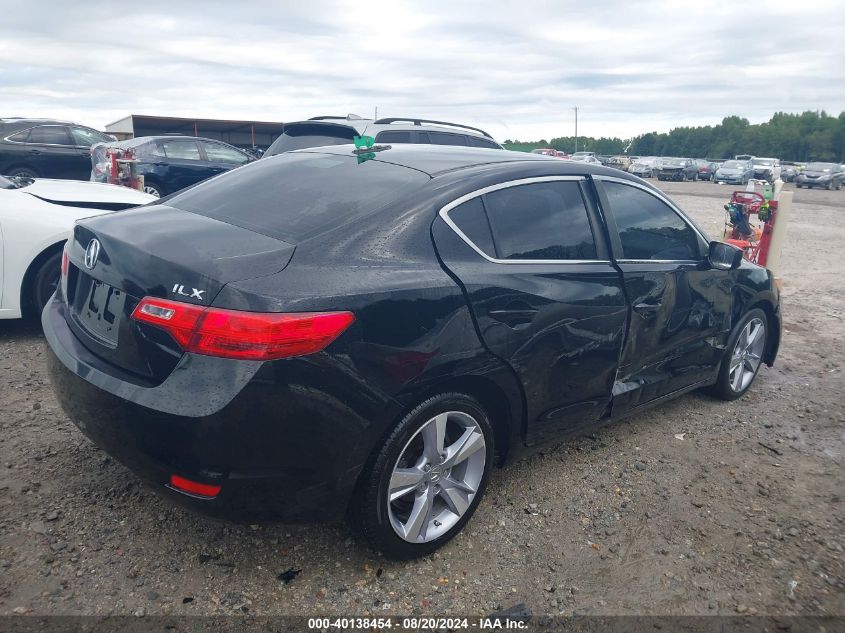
(110, 135, 243, 147)
(295, 144, 636, 180)
(285, 116, 497, 141)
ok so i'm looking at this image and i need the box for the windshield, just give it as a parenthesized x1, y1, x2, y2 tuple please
(663, 159, 685, 167)
(722, 161, 745, 169)
(752, 158, 775, 166)
(265, 123, 359, 156)
(168, 151, 430, 243)
(805, 162, 835, 172)
(0, 174, 30, 189)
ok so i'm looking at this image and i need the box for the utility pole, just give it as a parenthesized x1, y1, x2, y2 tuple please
(374, 106, 378, 120)
(574, 106, 579, 153)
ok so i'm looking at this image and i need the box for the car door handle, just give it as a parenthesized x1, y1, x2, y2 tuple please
(28, 149, 41, 155)
(488, 305, 538, 327)
(633, 301, 662, 317)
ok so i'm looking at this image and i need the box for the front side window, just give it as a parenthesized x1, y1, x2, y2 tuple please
(160, 140, 201, 160)
(426, 132, 468, 146)
(27, 126, 73, 145)
(467, 136, 501, 149)
(201, 141, 249, 164)
(70, 127, 111, 147)
(482, 181, 597, 260)
(603, 182, 702, 261)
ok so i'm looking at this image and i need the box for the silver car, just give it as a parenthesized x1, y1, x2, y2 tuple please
(629, 157, 660, 178)
(713, 160, 753, 185)
(265, 115, 502, 156)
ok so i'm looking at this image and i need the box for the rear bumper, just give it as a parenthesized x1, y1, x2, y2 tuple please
(43, 295, 400, 523)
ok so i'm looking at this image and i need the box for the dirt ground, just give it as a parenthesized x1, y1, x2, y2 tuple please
(0, 180, 843, 619)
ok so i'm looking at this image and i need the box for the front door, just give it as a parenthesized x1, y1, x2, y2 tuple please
(433, 177, 628, 446)
(595, 178, 732, 415)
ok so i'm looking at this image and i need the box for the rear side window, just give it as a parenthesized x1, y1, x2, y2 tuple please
(6, 129, 31, 142)
(375, 130, 412, 143)
(266, 123, 358, 155)
(448, 197, 496, 256)
(603, 182, 702, 260)
(482, 181, 597, 260)
(28, 126, 73, 145)
(168, 152, 429, 243)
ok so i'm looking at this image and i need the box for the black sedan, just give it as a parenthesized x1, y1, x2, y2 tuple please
(44, 145, 781, 559)
(657, 157, 698, 181)
(93, 136, 253, 198)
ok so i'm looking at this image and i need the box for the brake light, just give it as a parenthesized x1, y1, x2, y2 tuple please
(61, 248, 69, 279)
(131, 297, 354, 361)
(168, 474, 221, 499)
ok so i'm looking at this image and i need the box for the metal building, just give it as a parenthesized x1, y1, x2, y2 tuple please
(104, 114, 284, 150)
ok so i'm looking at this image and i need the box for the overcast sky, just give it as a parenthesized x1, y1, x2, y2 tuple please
(1, 0, 843, 141)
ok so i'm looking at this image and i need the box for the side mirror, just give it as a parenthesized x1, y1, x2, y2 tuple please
(708, 240, 743, 271)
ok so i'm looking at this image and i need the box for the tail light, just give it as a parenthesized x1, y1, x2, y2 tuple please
(61, 247, 69, 279)
(168, 474, 221, 499)
(131, 297, 354, 361)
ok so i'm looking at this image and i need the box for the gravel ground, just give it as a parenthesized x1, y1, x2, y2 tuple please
(0, 180, 843, 618)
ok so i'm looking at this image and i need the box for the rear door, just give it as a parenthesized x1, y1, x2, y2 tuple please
(157, 139, 210, 192)
(24, 125, 81, 179)
(594, 177, 731, 414)
(432, 176, 628, 446)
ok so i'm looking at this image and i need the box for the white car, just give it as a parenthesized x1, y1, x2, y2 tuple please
(0, 176, 154, 319)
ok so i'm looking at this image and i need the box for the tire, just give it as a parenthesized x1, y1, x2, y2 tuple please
(30, 251, 62, 318)
(708, 308, 768, 401)
(827, 181, 834, 191)
(7, 166, 40, 179)
(350, 393, 495, 560)
(796, 183, 802, 189)
(143, 181, 165, 198)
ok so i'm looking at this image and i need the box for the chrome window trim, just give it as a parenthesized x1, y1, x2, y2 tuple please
(438, 175, 610, 265)
(593, 175, 711, 249)
(3, 124, 87, 149)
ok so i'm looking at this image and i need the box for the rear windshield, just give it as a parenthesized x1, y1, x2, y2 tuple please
(266, 123, 358, 155)
(167, 151, 429, 243)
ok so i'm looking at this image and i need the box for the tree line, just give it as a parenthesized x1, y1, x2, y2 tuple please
(503, 111, 845, 162)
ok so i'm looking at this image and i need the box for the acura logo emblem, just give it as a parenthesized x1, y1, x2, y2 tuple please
(84, 239, 101, 270)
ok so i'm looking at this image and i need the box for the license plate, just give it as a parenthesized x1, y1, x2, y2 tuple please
(78, 280, 125, 346)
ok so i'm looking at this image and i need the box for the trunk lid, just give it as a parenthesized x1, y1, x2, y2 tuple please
(64, 204, 295, 384)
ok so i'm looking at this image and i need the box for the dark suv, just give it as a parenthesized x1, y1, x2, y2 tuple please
(265, 115, 502, 156)
(93, 136, 253, 198)
(0, 118, 114, 180)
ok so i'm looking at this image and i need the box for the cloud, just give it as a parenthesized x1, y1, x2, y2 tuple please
(0, 0, 842, 141)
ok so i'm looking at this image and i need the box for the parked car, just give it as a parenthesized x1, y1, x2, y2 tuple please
(780, 165, 798, 182)
(713, 160, 753, 185)
(44, 144, 781, 559)
(569, 154, 602, 165)
(0, 175, 153, 319)
(0, 118, 114, 180)
(570, 151, 596, 160)
(750, 157, 781, 182)
(605, 156, 631, 171)
(93, 136, 253, 198)
(265, 115, 502, 157)
(695, 159, 717, 181)
(795, 162, 843, 190)
(657, 158, 697, 181)
(628, 157, 660, 178)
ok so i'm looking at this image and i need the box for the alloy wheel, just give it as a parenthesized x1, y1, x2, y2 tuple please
(387, 411, 486, 543)
(143, 185, 161, 198)
(728, 317, 766, 393)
